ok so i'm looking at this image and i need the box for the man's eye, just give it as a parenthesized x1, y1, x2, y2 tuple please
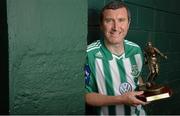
(118, 18, 125, 22)
(105, 19, 113, 23)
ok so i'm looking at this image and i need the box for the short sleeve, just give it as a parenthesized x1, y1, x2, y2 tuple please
(84, 57, 98, 93)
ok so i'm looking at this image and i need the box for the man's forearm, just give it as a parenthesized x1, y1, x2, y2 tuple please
(85, 91, 146, 107)
(85, 93, 122, 106)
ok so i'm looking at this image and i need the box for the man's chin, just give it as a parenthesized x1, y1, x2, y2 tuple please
(110, 37, 123, 41)
(110, 35, 120, 38)
(108, 40, 123, 45)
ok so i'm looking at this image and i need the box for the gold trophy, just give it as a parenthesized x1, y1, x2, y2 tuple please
(137, 42, 172, 102)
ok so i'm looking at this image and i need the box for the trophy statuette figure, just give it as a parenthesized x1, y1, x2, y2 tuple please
(137, 42, 172, 102)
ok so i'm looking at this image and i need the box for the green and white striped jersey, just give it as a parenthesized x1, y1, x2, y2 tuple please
(85, 39, 146, 115)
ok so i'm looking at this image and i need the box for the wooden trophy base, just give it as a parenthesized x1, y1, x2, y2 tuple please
(136, 83, 172, 102)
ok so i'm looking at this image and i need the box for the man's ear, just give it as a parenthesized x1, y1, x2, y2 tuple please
(128, 18, 131, 25)
(127, 21, 131, 29)
(128, 21, 131, 25)
(128, 17, 131, 24)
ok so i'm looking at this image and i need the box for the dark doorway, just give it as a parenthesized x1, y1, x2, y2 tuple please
(0, 0, 9, 114)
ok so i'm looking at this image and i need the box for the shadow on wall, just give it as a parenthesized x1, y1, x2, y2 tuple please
(87, 9, 102, 44)
(0, 0, 9, 114)
(86, 8, 102, 115)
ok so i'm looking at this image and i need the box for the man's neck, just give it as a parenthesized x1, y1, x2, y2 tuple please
(105, 41, 124, 56)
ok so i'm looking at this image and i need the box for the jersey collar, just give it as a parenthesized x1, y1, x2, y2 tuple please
(100, 39, 126, 60)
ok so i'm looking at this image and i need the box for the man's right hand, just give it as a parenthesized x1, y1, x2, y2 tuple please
(85, 91, 150, 107)
(119, 91, 147, 106)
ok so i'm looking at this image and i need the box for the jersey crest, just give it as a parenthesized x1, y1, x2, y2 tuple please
(131, 65, 140, 78)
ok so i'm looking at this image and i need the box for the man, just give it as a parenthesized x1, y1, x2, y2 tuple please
(85, 1, 148, 115)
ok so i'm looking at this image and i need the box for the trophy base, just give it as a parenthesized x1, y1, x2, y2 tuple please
(136, 83, 172, 102)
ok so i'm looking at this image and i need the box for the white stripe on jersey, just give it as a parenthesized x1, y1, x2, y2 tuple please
(125, 40, 140, 48)
(109, 57, 125, 115)
(87, 40, 101, 49)
(122, 58, 136, 90)
(134, 54, 143, 72)
(95, 58, 107, 94)
(109, 58, 121, 96)
(95, 58, 108, 115)
(87, 45, 101, 52)
(126, 43, 139, 48)
(87, 40, 101, 52)
(134, 54, 142, 85)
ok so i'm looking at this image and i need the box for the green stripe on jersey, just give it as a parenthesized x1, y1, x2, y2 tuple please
(102, 60, 114, 95)
(116, 59, 127, 83)
(125, 105, 131, 115)
(102, 60, 116, 115)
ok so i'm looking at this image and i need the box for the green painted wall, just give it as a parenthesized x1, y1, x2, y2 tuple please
(8, 0, 87, 114)
(88, 0, 180, 114)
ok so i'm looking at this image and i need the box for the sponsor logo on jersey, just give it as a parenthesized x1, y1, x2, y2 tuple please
(84, 64, 91, 85)
(119, 82, 132, 94)
(131, 65, 140, 78)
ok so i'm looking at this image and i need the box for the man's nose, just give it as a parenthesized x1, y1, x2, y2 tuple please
(112, 21, 118, 31)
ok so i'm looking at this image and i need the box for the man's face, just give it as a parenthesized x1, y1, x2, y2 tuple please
(101, 7, 130, 45)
